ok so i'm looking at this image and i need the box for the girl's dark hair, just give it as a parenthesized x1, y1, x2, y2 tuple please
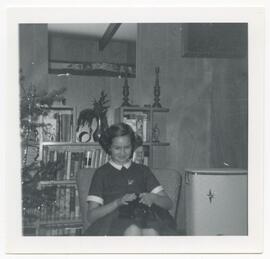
(99, 122, 142, 155)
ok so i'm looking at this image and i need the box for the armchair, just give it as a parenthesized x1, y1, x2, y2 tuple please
(76, 167, 182, 233)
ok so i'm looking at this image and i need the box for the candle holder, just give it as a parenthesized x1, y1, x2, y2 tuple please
(121, 72, 131, 107)
(152, 66, 162, 108)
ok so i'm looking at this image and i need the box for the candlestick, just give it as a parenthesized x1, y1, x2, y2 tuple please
(121, 72, 131, 106)
(152, 66, 162, 108)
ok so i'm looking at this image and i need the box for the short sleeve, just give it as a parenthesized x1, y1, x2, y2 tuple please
(87, 171, 104, 205)
(144, 167, 164, 194)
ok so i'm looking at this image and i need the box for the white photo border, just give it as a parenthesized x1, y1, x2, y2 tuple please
(5, 6, 264, 254)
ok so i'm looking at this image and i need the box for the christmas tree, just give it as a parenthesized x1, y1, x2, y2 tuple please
(20, 69, 67, 225)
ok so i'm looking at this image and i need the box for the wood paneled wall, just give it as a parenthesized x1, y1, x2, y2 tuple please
(135, 23, 248, 232)
(19, 24, 48, 92)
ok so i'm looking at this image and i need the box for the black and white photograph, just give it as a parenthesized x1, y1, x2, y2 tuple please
(19, 22, 248, 237)
(4, 5, 265, 255)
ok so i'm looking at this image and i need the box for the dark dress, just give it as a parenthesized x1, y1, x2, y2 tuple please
(84, 162, 177, 236)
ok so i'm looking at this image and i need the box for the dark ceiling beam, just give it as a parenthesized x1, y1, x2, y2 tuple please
(98, 23, 122, 51)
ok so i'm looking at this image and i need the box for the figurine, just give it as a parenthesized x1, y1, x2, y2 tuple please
(152, 123, 160, 142)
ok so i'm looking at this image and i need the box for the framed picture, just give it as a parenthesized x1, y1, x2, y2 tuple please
(181, 23, 248, 58)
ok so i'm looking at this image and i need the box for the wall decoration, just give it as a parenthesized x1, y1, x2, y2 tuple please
(181, 23, 248, 58)
(49, 60, 136, 78)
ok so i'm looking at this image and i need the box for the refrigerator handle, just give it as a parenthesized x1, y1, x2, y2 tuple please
(185, 172, 191, 184)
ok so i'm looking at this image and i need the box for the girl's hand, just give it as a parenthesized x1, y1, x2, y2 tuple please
(117, 193, 137, 206)
(139, 193, 156, 207)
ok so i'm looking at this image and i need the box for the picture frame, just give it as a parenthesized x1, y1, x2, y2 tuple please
(181, 23, 248, 58)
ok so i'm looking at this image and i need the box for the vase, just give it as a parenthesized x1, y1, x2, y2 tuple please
(93, 117, 102, 142)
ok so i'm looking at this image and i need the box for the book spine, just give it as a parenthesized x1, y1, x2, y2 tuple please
(66, 152, 71, 180)
(65, 186, 71, 220)
(143, 117, 148, 142)
(99, 150, 104, 167)
(94, 149, 100, 168)
(70, 186, 76, 219)
(90, 150, 96, 168)
(73, 159, 80, 178)
(84, 151, 92, 168)
(59, 186, 65, 219)
(70, 153, 75, 179)
(75, 189, 80, 219)
(55, 113, 60, 142)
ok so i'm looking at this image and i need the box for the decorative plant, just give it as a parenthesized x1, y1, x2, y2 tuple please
(76, 90, 110, 137)
(20, 69, 67, 222)
(22, 160, 64, 211)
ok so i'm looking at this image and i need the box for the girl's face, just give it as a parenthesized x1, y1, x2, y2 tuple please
(110, 135, 132, 165)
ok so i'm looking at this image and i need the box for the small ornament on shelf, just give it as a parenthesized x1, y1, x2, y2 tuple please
(152, 123, 160, 143)
(77, 90, 110, 142)
(121, 71, 131, 107)
(152, 66, 162, 108)
(92, 117, 102, 142)
(78, 130, 92, 143)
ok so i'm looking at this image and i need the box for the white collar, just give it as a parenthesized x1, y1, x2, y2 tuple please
(109, 160, 132, 171)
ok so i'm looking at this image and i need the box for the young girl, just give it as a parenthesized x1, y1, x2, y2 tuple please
(84, 122, 177, 236)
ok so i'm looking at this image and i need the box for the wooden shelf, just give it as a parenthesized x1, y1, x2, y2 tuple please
(42, 142, 101, 147)
(115, 105, 170, 168)
(120, 106, 169, 112)
(40, 106, 74, 111)
(143, 142, 170, 146)
(39, 218, 82, 227)
(151, 107, 170, 112)
(42, 142, 103, 152)
(39, 180, 77, 186)
(23, 223, 39, 228)
(49, 60, 135, 78)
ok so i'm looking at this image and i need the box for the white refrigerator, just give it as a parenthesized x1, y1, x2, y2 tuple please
(185, 168, 248, 236)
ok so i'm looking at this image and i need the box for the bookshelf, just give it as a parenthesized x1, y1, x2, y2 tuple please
(36, 142, 109, 235)
(26, 106, 108, 236)
(38, 106, 76, 142)
(37, 106, 76, 160)
(115, 106, 170, 168)
(27, 105, 170, 235)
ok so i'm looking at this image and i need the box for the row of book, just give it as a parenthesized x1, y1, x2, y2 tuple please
(38, 227, 82, 236)
(123, 111, 149, 142)
(40, 110, 73, 142)
(84, 149, 109, 169)
(43, 149, 109, 180)
(35, 146, 149, 236)
(39, 185, 80, 222)
(43, 147, 149, 181)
